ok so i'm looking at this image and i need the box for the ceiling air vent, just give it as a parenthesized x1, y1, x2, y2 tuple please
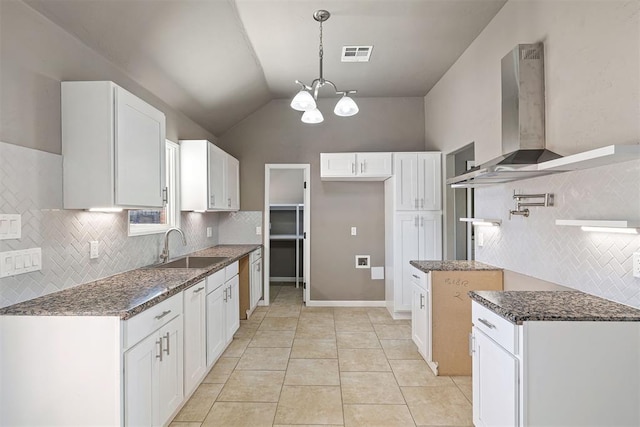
(341, 46, 373, 62)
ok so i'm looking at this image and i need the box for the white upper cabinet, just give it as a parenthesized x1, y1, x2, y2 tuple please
(62, 81, 166, 209)
(394, 152, 441, 210)
(321, 152, 392, 181)
(180, 140, 240, 211)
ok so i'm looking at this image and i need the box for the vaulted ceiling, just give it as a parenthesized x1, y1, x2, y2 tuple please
(24, 0, 507, 136)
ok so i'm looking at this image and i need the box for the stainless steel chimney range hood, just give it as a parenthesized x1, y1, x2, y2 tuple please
(447, 43, 564, 187)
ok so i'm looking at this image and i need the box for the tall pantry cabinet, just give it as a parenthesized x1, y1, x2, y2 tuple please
(385, 152, 442, 319)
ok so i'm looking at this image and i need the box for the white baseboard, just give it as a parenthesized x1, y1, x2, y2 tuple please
(269, 277, 300, 283)
(305, 300, 386, 307)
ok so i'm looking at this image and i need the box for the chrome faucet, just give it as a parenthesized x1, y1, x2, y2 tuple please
(160, 227, 187, 263)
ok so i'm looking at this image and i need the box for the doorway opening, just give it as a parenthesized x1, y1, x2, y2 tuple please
(263, 164, 311, 305)
(445, 143, 475, 260)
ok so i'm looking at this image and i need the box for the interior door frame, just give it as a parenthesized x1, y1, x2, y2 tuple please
(263, 164, 311, 305)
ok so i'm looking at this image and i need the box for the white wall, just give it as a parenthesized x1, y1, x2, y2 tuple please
(425, 0, 640, 305)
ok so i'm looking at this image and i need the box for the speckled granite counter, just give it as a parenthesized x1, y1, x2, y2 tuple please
(0, 244, 260, 319)
(410, 260, 502, 272)
(469, 290, 640, 325)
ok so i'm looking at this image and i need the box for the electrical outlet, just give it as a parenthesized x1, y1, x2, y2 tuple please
(477, 232, 484, 247)
(633, 252, 640, 278)
(206, 227, 212, 237)
(90, 241, 99, 259)
(351, 227, 357, 236)
(256, 226, 262, 235)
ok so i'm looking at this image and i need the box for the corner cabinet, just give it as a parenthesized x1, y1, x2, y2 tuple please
(320, 152, 392, 181)
(180, 140, 240, 211)
(62, 81, 166, 209)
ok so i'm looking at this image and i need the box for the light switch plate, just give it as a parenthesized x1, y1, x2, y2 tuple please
(0, 248, 42, 278)
(90, 241, 99, 259)
(351, 227, 357, 236)
(0, 214, 21, 240)
(477, 232, 484, 247)
(256, 226, 262, 235)
(633, 252, 640, 278)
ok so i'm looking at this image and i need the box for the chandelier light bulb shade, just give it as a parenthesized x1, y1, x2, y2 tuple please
(301, 108, 324, 124)
(334, 95, 359, 117)
(291, 9, 358, 124)
(291, 90, 316, 111)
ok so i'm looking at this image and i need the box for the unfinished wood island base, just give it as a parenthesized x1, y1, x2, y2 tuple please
(410, 261, 504, 376)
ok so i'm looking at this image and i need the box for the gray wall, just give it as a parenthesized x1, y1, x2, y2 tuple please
(219, 98, 426, 301)
(0, 0, 216, 154)
(425, 0, 640, 295)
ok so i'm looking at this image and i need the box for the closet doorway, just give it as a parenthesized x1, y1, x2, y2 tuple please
(263, 164, 310, 305)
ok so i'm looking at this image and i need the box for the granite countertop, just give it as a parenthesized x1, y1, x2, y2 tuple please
(0, 244, 260, 320)
(410, 260, 503, 272)
(469, 290, 640, 325)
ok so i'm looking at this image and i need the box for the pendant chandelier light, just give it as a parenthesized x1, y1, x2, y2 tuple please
(290, 10, 359, 124)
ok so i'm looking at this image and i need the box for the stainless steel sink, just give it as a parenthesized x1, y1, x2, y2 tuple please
(153, 256, 228, 269)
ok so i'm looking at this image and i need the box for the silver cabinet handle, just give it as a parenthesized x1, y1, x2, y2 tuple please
(162, 187, 168, 205)
(412, 274, 420, 279)
(257, 264, 261, 272)
(420, 293, 425, 309)
(415, 198, 419, 209)
(228, 285, 232, 299)
(351, 163, 355, 174)
(420, 198, 424, 208)
(223, 288, 227, 302)
(155, 310, 171, 320)
(163, 332, 170, 356)
(469, 333, 475, 355)
(414, 216, 419, 227)
(360, 162, 364, 173)
(228, 198, 231, 207)
(477, 318, 496, 329)
(194, 286, 205, 293)
(211, 194, 215, 205)
(156, 338, 163, 361)
(420, 216, 424, 227)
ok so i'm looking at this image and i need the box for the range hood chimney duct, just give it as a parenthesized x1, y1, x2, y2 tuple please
(447, 43, 562, 187)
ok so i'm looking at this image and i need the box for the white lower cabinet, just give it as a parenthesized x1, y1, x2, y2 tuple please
(471, 301, 640, 426)
(206, 262, 240, 367)
(124, 297, 184, 427)
(411, 280, 429, 360)
(183, 280, 207, 396)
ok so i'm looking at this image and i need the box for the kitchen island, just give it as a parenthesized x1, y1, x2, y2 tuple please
(469, 290, 640, 426)
(409, 260, 503, 376)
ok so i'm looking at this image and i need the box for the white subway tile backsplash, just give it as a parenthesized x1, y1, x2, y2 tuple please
(475, 159, 640, 308)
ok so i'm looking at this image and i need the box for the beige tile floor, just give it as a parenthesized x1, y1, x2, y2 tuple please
(170, 285, 472, 427)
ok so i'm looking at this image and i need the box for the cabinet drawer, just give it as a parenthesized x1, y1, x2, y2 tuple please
(410, 266, 428, 290)
(206, 268, 226, 293)
(250, 248, 262, 263)
(124, 292, 183, 349)
(225, 261, 239, 281)
(472, 301, 518, 354)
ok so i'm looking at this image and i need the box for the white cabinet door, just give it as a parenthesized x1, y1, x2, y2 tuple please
(417, 152, 441, 210)
(115, 86, 166, 208)
(321, 153, 356, 177)
(357, 153, 392, 177)
(226, 155, 240, 210)
(226, 275, 240, 340)
(396, 213, 420, 311)
(206, 284, 227, 367)
(411, 282, 428, 358)
(394, 153, 419, 210)
(208, 143, 226, 210)
(158, 316, 184, 425)
(472, 327, 519, 427)
(183, 281, 207, 396)
(250, 258, 263, 309)
(124, 331, 159, 427)
(418, 212, 443, 260)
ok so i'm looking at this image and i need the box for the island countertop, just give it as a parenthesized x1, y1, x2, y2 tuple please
(410, 260, 503, 272)
(0, 244, 260, 320)
(469, 290, 640, 325)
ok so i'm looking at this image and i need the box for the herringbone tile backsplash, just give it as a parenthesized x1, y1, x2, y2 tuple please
(0, 142, 220, 308)
(475, 158, 640, 308)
